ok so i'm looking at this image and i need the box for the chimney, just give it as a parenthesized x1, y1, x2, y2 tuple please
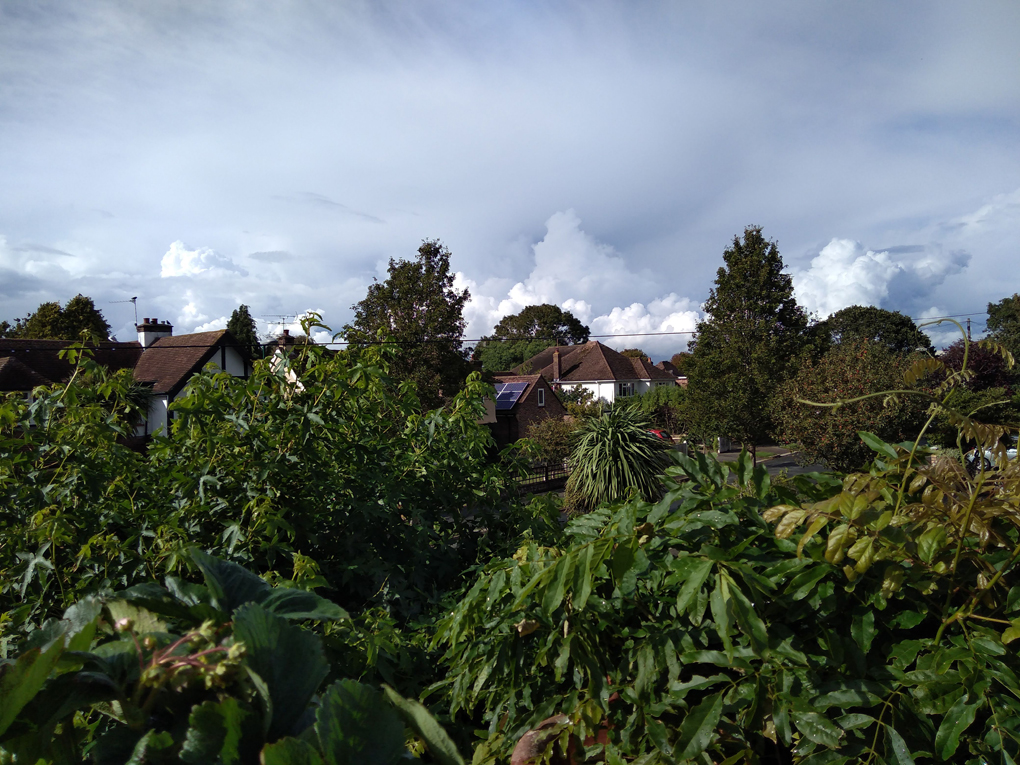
(137, 317, 173, 348)
(552, 349, 561, 381)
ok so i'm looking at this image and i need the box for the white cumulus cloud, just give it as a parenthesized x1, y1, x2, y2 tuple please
(161, 240, 248, 278)
(793, 238, 969, 319)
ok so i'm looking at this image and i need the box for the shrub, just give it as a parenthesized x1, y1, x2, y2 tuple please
(564, 406, 672, 512)
(524, 416, 576, 466)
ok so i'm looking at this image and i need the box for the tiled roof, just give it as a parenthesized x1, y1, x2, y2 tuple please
(132, 330, 235, 395)
(0, 356, 51, 391)
(0, 339, 143, 389)
(516, 341, 675, 383)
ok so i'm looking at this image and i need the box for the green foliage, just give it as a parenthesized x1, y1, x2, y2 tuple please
(773, 340, 929, 471)
(474, 305, 588, 373)
(434, 432, 1020, 763)
(226, 304, 261, 361)
(558, 385, 602, 419)
(0, 550, 463, 764)
(0, 331, 522, 621)
(620, 348, 647, 359)
(3, 294, 111, 341)
(344, 240, 470, 409)
(670, 351, 693, 375)
(815, 305, 935, 355)
(623, 383, 688, 435)
(987, 292, 1020, 361)
(564, 406, 672, 512)
(686, 227, 808, 454)
(523, 417, 576, 467)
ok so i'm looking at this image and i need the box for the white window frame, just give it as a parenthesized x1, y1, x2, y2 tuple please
(618, 382, 635, 397)
(537, 387, 545, 406)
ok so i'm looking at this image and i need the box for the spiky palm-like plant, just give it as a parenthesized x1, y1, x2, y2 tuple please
(566, 405, 673, 512)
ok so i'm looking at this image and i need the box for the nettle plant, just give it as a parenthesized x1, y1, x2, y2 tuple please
(0, 550, 464, 765)
(430, 329, 1020, 764)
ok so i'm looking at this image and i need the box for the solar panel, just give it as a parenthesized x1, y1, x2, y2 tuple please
(494, 382, 529, 411)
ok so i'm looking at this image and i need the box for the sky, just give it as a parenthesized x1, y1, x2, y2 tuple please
(1, 1, 1017, 358)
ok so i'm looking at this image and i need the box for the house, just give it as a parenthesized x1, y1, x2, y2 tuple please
(516, 341, 676, 404)
(655, 360, 688, 388)
(488, 373, 566, 447)
(132, 319, 252, 436)
(0, 318, 252, 437)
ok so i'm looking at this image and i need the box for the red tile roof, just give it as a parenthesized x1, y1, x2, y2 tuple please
(516, 341, 675, 383)
(132, 330, 236, 395)
(0, 339, 143, 387)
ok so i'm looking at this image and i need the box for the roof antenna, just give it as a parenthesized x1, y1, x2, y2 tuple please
(111, 297, 139, 325)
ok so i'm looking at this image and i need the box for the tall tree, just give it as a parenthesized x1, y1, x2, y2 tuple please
(474, 304, 589, 372)
(686, 226, 808, 462)
(986, 293, 1020, 360)
(227, 304, 261, 360)
(3, 295, 111, 341)
(621, 348, 649, 359)
(815, 305, 934, 355)
(344, 239, 470, 409)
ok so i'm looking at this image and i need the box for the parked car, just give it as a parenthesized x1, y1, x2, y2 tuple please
(965, 436, 1018, 475)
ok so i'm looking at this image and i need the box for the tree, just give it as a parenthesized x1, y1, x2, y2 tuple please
(987, 293, 1020, 360)
(227, 304, 261, 360)
(815, 305, 934, 355)
(624, 383, 689, 435)
(940, 338, 1016, 392)
(3, 294, 111, 340)
(474, 304, 589, 372)
(670, 351, 693, 375)
(772, 339, 929, 471)
(344, 240, 470, 409)
(620, 348, 648, 359)
(686, 226, 808, 462)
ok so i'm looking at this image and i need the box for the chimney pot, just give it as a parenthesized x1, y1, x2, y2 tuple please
(283, 329, 290, 337)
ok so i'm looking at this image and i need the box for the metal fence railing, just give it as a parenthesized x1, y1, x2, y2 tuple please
(515, 461, 570, 489)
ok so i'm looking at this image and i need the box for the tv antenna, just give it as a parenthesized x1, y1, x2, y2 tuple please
(111, 297, 138, 325)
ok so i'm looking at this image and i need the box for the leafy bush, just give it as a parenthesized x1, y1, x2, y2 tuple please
(564, 406, 672, 512)
(623, 383, 688, 435)
(772, 339, 929, 471)
(524, 417, 576, 467)
(433, 437, 1020, 763)
(0, 549, 463, 764)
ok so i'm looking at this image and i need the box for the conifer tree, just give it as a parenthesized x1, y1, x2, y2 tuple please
(227, 304, 261, 360)
(686, 226, 807, 462)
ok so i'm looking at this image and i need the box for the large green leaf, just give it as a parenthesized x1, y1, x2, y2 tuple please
(382, 685, 464, 765)
(259, 589, 349, 622)
(934, 694, 979, 761)
(885, 725, 915, 765)
(261, 738, 325, 765)
(125, 730, 174, 764)
(233, 603, 327, 739)
(792, 711, 843, 749)
(0, 639, 65, 736)
(674, 692, 723, 759)
(179, 698, 248, 764)
(191, 549, 272, 614)
(316, 680, 405, 765)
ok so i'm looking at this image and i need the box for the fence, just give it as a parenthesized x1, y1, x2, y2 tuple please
(514, 461, 570, 492)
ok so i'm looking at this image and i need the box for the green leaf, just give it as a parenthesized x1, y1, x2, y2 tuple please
(675, 692, 723, 759)
(885, 725, 915, 765)
(259, 589, 349, 622)
(382, 686, 464, 765)
(676, 559, 713, 616)
(785, 565, 829, 601)
(645, 717, 672, 756)
(260, 738, 325, 765)
(570, 544, 595, 612)
(233, 603, 327, 739)
(106, 600, 167, 635)
(858, 431, 898, 460)
(542, 554, 574, 616)
(610, 541, 636, 584)
(0, 638, 65, 736)
(316, 680, 405, 765)
(735, 449, 753, 487)
(125, 730, 175, 764)
(792, 711, 842, 749)
(934, 694, 979, 761)
(851, 610, 876, 654)
(191, 549, 272, 615)
(709, 574, 733, 658)
(917, 526, 948, 565)
(180, 698, 248, 764)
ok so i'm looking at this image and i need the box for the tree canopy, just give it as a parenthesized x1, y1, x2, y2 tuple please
(1, 294, 111, 341)
(987, 293, 1020, 360)
(686, 226, 808, 459)
(344, 239, 470, 409)
(227, 304, 261, 360)
(474, 303, 589, 372)
(620, 348, 648, 359)
(814, 305, 934, 355)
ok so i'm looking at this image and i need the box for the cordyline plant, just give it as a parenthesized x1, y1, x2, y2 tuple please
(431, 384, 1020, 763)
(565, 406, 673, 512)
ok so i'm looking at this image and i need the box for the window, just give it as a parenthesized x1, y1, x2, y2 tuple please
(618, 382, 635, 397)
(537, 387, 545, 406)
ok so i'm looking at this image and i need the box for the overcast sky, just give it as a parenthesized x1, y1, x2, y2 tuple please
(1, 1, 1017, 357)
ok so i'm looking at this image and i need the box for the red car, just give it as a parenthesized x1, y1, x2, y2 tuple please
(648, 429, 669, 441)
